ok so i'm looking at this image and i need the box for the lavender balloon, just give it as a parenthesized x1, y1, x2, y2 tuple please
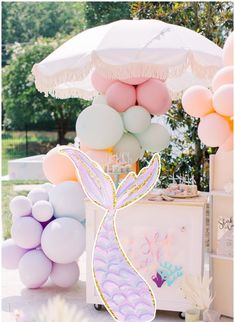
(61, 147, 160, 322)
(18, 249, 52, 288)
(2, 239, 27, 269)
(11, 217, 43, 249)
(10, 196, 32, 217)
(50, 262, 80, 288)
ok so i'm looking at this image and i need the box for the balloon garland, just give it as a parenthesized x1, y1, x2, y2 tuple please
(182, 32, 234, 152)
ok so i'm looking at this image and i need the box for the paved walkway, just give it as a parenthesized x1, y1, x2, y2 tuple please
(2, 253, 232, 322)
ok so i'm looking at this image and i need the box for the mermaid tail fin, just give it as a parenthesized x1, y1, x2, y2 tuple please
(60, 147, 160, 322)
(116, 153, 161, 209)
(60, 147, 116, 209)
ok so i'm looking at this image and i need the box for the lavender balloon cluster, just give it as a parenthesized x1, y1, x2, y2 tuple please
(2, 182, 86, 289)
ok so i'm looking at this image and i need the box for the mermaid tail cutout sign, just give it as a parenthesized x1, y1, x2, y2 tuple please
(60, 147, 161, 322)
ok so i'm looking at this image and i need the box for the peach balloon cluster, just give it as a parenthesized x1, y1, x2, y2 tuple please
(91, 71, 172, 115)
(182, 32, 234, 152)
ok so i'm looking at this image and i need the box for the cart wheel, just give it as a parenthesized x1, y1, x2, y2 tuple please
(94, 304, 103, 311)
(178, 312, 185, 319)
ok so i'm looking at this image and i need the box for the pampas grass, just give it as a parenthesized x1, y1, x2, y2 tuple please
(36, 296, 81, 322)
(180, 274, 213, 310)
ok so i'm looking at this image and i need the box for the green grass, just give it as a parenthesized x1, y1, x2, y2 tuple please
(2, 131, 76, 175)
(2, 180, 46, 239)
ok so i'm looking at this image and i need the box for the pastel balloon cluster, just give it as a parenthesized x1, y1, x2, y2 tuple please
(182, 32, 233, 152)
(91, 71, 172, 115)
(2, 182, 86, 289)
(75, 73, 172, 165)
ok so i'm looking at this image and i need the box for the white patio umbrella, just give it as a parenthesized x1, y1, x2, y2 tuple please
(32, 19, 222, 100)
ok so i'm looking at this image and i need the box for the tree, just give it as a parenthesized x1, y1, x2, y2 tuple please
(131, 2, 233, 191)
(2, 38, 90, 144)
(84, 2, 131, 28)
(2, 2, 86, 65)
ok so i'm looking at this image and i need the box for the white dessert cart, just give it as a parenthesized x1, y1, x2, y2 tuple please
(209, 151, 233, 318)
(85, 194, 207, 316)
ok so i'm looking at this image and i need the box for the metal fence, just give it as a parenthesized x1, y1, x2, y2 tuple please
(2, 130, 76, 176)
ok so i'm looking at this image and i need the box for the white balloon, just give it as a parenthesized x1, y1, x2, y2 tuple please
(136, 123, 170, 152)
(11, 217, 43, 249)
(32, 200, 54, 222)
(28, 188, 49, 205)
(76, 104, 124, 149)
(123, 105, 151, 133)
(41, 218, 85, 264)
(113, 133, 141, 163)
(92, 94, 107, 105)
(49, 181, 85, 221)
(50, 262, 80, 288)
(10, 196, 32, 217)
(18, 250, 52, 288)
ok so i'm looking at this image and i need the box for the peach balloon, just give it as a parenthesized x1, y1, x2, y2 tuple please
(198, 113, 231, 147)
(223, 32, 233, 66)
(213, 84, 233, 117)
(212, 66, 233, 92)
(228, 117, 234, 131)
(80, 142, 113, 154)
(91, 70, 115, 94)
(43, 146, 77, 184)
(182, 86, 214, 118)
(136, 79, 171, 115)
(85, 150, 112, 167)
(80, 142, 91, 152)
(120, 77, 149, 85)
(218, 134, 233, 152)
(106, 81, 136, 112)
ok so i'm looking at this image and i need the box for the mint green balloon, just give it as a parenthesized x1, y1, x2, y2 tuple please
(76, 104, 124, 149)
(136, 123, 170, 152)
(114, 133, 141, 163)
(123, 105, 151, 134)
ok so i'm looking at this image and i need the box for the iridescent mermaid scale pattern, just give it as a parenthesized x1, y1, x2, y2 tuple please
(94, 209, 155, 321)
(60, 147, 161, 322)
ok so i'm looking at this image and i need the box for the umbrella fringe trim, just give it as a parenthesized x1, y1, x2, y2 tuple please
(32, 52, 219, 100)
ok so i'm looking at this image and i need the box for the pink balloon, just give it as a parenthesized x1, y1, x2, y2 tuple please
(218, 134, 233, 152)
(18, 250, 52, 288)
(91, 70, 115, 94)
(120, 77, 149, 85)
(136, 79, 171, 115)
(182, 86, 214, 118)
(11, 217, 43, 249)
(106, 81, 136, 112)
(198, 113, 231, 147)
(223, 32, 233, 66)
(50, 262, 80, 288)
(212, 66, 233, 92)
(2, 239, 27, 269)
(213, 84, 233, 117)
